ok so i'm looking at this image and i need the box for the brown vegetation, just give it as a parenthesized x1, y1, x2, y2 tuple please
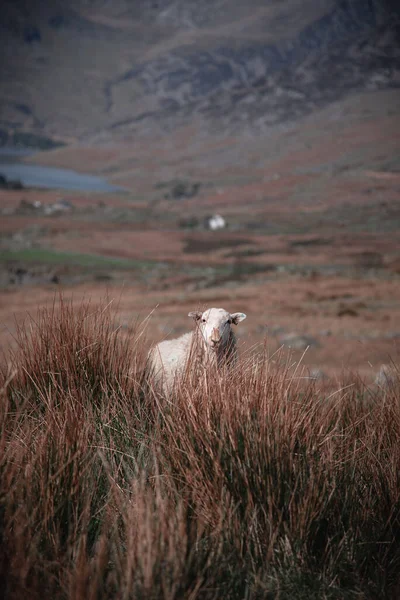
(1, 298, 399, 598)
(1, 89, 399, 381)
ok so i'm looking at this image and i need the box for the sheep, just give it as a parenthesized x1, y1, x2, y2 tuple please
(146, 307, 247, 396)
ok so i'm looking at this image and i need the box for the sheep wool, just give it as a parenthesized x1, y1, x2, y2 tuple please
(146, 307, 246, 396)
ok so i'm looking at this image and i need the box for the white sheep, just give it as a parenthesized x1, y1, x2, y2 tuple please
(146, 307, 247, 395)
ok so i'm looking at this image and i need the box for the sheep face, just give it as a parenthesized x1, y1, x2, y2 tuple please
(188, 308, 246, 351)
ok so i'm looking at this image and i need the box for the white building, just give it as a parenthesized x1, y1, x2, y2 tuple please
(207, 214, 226, 231)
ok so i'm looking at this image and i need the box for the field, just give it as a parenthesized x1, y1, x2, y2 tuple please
(1, 89, 400, 382)
(1, 298, 399, 599)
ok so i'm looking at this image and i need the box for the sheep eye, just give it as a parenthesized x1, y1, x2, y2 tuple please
(202, 319, 206, 323)
(227, 319, 232, 325)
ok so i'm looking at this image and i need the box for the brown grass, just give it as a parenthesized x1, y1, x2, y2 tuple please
(0, 297, 399, 599)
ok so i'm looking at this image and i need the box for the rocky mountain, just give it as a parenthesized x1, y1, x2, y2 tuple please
(0, 0, 399, 144)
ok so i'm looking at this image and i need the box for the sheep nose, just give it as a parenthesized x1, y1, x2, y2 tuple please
(210, 328, 221, 346)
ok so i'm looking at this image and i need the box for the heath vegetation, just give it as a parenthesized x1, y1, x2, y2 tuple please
(1, 298, 399, 599)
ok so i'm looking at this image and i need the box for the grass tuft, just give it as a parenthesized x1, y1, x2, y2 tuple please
(0, 297, 399, 598)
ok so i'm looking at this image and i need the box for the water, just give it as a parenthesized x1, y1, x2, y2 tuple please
(0, 151, 124, 192)
(0, 147, 33, 157)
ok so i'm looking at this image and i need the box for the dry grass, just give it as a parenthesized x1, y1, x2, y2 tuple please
(0, 298, 399, 599)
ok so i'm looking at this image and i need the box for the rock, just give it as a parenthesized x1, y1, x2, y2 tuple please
(384, 332, 400, 340)
(56, 198, 73, 209)
(24, 25, 41, 44)
(0, 173, 24, 190)
(374, 364, 397, 388)
(309, 368, 328, 382)
(319, 329, 332, 337)
(16, 199, 36, 214)
(279, 332, 319, 350)
(49, 15, 66, 29)
(10, 232, 33, 251)
(261, 324, 286, 338)
(256, 324, 269, 335)
(44, 198, 73, 215)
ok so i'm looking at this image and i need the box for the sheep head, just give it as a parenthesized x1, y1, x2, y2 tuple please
(188, 308, 246, 351)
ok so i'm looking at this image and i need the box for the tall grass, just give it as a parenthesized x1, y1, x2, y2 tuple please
(0, 298, 399, 599)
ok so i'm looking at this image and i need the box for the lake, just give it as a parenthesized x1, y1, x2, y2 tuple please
(0, 149, 124, 193)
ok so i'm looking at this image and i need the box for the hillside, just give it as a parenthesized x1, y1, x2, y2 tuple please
(0, 0, 399, 144)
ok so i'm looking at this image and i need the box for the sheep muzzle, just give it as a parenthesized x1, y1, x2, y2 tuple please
(210, 328, 221, 347)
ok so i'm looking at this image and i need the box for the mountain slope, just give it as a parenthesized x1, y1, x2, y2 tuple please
(0, 0, 399, 143)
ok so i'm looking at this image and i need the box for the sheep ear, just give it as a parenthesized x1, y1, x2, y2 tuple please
(230, 312, 246, 325)
(188, 311, 202, 321)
